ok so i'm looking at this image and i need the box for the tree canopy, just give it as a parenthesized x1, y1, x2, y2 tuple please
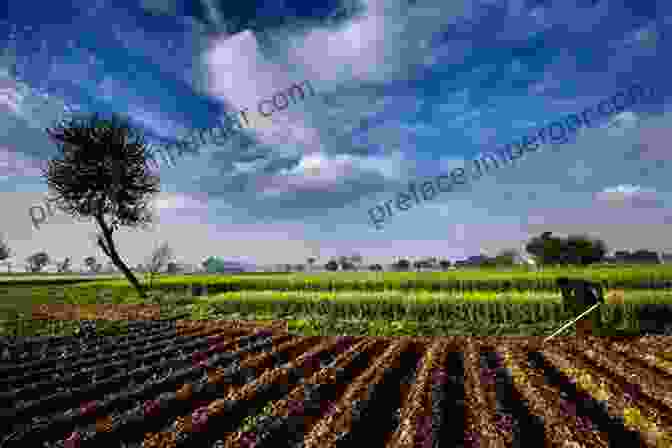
(42, 111, 162, 297)
(525, 232, 607, 266)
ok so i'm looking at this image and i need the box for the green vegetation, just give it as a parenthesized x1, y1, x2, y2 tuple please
(1, 265, 671, 338)
(27, 265, 672, 297)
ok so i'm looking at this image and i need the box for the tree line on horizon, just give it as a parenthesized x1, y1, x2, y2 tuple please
(0, 111, 667, 304)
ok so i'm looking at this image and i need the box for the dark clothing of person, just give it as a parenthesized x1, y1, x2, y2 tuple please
(558, 279, 605, 336)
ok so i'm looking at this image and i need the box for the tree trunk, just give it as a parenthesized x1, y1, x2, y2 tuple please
(95, 215, 148, 299)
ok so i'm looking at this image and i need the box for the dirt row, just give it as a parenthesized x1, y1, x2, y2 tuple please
(1, 323, 670, 447)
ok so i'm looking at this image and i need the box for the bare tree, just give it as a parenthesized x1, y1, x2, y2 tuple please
(42, 112, 161, 298)
(0, 234, 11, 273)
(349, 253, 363, 272)
(166, 261, 179, 274)
(337, 255, 357, 271)
(325, 260, 339, 271)
(26, 251, 50, 273)
(439, 259, 452, 271)
(145, 242, 174, 289)
(56, 257, 72, 273)
(84, 256, 98, 274)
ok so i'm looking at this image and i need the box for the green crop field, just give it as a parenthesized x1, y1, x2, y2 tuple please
(1, 265, 671, 338)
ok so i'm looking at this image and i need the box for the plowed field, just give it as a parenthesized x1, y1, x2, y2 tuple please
(1, 319, 671, 447)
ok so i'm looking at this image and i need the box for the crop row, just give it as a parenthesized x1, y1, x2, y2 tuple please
(0, 323, 255, 402)
(2, 330, 671, 447)
(195, 294, 672, 334)
(71, 274, 672, 298)
(0, 316, 260, 377)
(1, 324, 292, 446)
(0, 319, 172, 364)
(7, 265, 672, 291)
(0, 319, 188, 370)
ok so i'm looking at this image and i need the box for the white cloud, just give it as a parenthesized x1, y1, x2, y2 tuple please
(201, 30, 328, 152)
(595, 184, 663, 209)
(154, 192, 208, 211)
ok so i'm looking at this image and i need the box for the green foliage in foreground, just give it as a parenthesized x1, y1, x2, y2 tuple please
(1, 268, 671, 337)
(62, 265, 672, 295)
(188, 291, 663, 332)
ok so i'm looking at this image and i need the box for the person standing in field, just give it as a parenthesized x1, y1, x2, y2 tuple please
(556, 277, 605, 337)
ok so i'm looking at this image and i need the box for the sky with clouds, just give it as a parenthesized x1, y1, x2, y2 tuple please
(0, 0, 671, 270)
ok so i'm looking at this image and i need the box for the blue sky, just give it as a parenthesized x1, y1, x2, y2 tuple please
(0, 0, 671, 270)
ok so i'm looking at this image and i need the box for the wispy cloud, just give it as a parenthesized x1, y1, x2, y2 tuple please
(0, 0, 670, 265)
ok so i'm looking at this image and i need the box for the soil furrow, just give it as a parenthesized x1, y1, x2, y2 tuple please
(222, 337, 378, 448)
(546, 338, 672, 447)
(499, 342, 608, 447)
(462, 338, 506, 447)
(302, 339, 407, 448)
(2, 332, 293, 446)
(538, 344, 649, 447)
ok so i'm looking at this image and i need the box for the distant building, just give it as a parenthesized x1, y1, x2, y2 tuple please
(220, 261, 246, 273)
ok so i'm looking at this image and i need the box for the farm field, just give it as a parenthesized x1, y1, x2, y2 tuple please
(3, 264, 671, 289)
(1, 321, 671, 448)
(2, 266, 672, 337)
(1, 268, 671, 447)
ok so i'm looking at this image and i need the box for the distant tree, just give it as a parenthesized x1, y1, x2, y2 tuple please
(294, 264, 305, 272)
(525, 232, 564, 266)
(336, 256, 349, 271)
(493, 249, 519, 266)
(325, 260, 339, 271)
(26, 251, 50, 273)
(145, 242, 173, 289)
(135, 264, 146, 273)
(84, 256, 98, 273)
(42, 111, 161, 299)
(0, 234, 11, 273)
(349, 253, 364, 271)
(392, 259, 410, 271)
(526, 232, 607, 266)
(368, 263, 383, 271)
(56, 257, 72, 273)
(439, 259, 451, 271)
(562, 235, 608, 266)
(413, 258, 437, 271)
(202, 256, 228, 273)
(166, 261, 179, 274)
(629, 249, 660, 264)
(614, 250, 631, 263)
(307, 257, 316, 272)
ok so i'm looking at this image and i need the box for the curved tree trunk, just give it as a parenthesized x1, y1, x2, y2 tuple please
(95, 215, 148, 299)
